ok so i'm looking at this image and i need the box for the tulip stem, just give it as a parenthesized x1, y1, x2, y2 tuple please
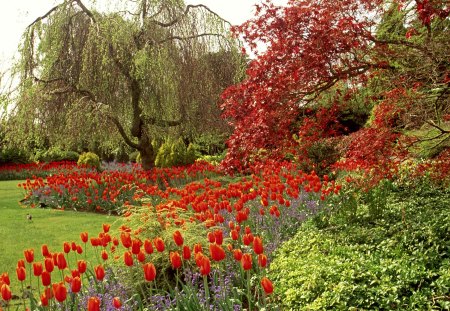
(203, 275, 210, 308)
(247, 270, 252, 311)
(20, 282, 26, 310)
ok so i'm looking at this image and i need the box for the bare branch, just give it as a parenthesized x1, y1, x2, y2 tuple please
(425, 120, 450, 134)
(107, 115, 140, 149)
(27, 3, 65, 28)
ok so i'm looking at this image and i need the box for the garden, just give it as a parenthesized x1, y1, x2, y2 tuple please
(0, 0, 449, 310)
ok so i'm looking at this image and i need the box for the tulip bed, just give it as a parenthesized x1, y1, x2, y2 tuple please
(0, 160, 341, 310)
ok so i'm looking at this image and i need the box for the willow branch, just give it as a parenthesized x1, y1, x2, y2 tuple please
(157, 33, 228, 44)
(107, 116, 140, 149)
(152, 4, 231, 27)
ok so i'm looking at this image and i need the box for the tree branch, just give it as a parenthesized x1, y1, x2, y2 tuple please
(157, 33, 228, 45)
(74, 0, 96, 22)
(27, 3, 64, 28)
(107, 116, 140, 149)
(152, 4, 231, 28)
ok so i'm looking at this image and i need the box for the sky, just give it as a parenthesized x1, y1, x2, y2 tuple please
(0, 0, 287, 71)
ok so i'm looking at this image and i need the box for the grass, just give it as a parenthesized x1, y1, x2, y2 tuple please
(0, 180, 118, 294)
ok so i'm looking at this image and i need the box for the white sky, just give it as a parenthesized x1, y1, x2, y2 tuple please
(0, 0, 287, 71)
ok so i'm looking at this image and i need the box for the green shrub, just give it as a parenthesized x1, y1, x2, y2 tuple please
(77, 152, 101, 170)
(33, 148, 79, 163)
(155, 138, 197, 168)
(129, 151, 139, 163)
(269, 185, 450, 310)
(192, 133, 227, 156)
(0, 147, 29, 164)
(197, 151, 226, 166)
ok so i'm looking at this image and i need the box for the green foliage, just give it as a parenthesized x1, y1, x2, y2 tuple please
(196, 151, 227, 166)
(407, 123, 450, 159)
(33, 147, 79, 163)
(192, 133, 227, 156)
(129, 151, 139, 163)
(269, 184, 450, 310)
(0, 147, 29, 164)
(155, 138, 197, 168)
(77, 152, 101, 170)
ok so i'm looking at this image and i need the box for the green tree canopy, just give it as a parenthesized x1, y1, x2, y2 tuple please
(8, 0, 244, 169)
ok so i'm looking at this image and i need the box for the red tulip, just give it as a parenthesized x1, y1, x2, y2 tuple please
(103, 223, 111, 233)
(63, 242, 71, 254)
(124, 251, 134, 267)
(76, 245, 83, 254)
(258, 254, 267, 268)
(77, 260, 87, 274)
(261, 277, 274, 294)
(33, 262, 43, 277)
(230, 229, 239, 240)
(136, 250, 145, 262)
(41, 270, 51, 287)
(193, 243, 202, 254)
(88, 296, 101, 311)
(209, 243, 226, 262)
(41, 244, 51, 257)
(1, 273, 10, 285)
(40, 292, 49, 306)
(253, 237, 264, 255)
(182, 245, 191, 260)
(52, 282, 67, 302)
(16, 266, 26, 282)
(241, 253, 252, 271)
(120, 232, 132, 248)
(101, 250, 108, 261)
(24, 249, 34, 263)
(143, 263, 156, 282)
(80, 232, 88, 243)
(170, 252, 182, 269)
(233, 249, 243, 261)
(113, 297, 122, 309)
(130, 239, 140, 255)
(144, 239, 153, 254)
(154, 237, 165, 252)
(44, 257, 54, 273)
(71, 276, 82, 293)
(207, 232, 215, 243)
(56, 253, 67, 270)
(1, 284, 11, 301)
(173, 230, 184, 246)
(17, 259, 25, 269)
(213, 230, 223, 245)
(94, 265, 105, 281)
(71, 242, 77, 252)
(198, 255, 210, 276)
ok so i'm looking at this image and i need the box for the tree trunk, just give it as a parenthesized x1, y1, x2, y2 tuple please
(138, 133, 156, 171)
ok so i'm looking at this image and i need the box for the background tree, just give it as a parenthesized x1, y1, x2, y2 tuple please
(221, 0, 449, 171)
(7, 0, 244, 169)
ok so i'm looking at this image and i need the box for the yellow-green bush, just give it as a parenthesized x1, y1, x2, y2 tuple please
(77, 152, 101, 170)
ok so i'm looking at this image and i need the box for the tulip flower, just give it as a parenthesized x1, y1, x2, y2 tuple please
(124, 251, 134, 267)
(258, 254, 268, 268)
(16, 266, 26, 282)
(41, 270, 51, 287)
(103, 223, 111, 233)
(40, 292, 49, 307)
(213, 230, 223, 245)
(253, 236, 264, 255)
(261, 277, 274, 294)
(209, 243, 226, 262)
(94, 265, 105, 281)
(77, 260, 87, 274)
(88, 296, 101, 311)
(1, 284, 12, 301)
(170, 251, 182, 269)
(17, 259, 25, 269)
(44, 257, 54, 273)
(63, 242, 71, 254)
(71, 276, 82, 293)
(52, 282, 67, 302)
(173, 230, 184, 246)
(233, 249, 243, 261)
(56, 253, 67, 270)
(144, 239, 153, 254)
(182, 245, 191, 260)
(80, 232, 88, 243)
(101, 250, 108, 261)
(24, 249, 34, 263)
(143, 263, 156, 282)
(120, 232, 132, 248)
(1, 273, 10, 286)
(113, 297, 122, 309)
(154, 237, 165, 252)
(41, 244, 51, 257)
(33, 262, 43, 277)
(241, 253, 253, 271)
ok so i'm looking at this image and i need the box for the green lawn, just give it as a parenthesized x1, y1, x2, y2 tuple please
(0, 180, 118, 293)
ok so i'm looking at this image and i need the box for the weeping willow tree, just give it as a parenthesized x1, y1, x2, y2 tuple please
(9, 0, 244, 169)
